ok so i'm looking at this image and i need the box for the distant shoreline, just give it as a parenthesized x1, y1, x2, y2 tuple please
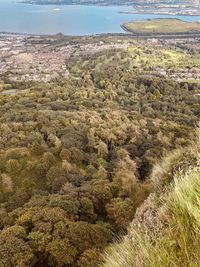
(19, 1, 133, 6)
(1, 30, 200, 40)
(119, 11, 200, 16)
(18, 1, 200, 17)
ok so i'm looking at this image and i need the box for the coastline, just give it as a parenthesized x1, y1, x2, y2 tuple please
(1, 30, 200, 40)
(19, 1, 133, 6)
(19, 1, 200, 17)
(119, 11, 200, 16)
(2, 2, 200, 36)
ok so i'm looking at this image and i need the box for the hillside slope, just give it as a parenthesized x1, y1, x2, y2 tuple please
(0, 39, 199, 266)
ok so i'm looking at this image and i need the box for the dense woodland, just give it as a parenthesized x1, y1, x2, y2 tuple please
(0, 48, 199, 266)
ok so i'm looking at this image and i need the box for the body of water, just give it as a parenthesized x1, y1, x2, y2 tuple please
(0, 0, 200, 35)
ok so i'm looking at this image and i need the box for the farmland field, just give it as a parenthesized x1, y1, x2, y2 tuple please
(123, 19, 200, 34)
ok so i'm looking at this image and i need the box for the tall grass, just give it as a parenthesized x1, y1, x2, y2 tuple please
(102, 163, 200, 267)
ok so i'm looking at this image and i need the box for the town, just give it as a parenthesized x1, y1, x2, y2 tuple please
(0, 34, 131, 83)
(0, 33, 200, 85)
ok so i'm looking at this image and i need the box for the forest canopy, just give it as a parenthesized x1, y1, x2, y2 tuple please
(0, 46, 199, 267)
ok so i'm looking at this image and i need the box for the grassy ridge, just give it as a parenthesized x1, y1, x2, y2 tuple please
(102, 130, 200, 267)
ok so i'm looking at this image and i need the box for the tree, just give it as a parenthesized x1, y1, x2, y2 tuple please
(113, 155, 138, 192)
(65, 221, 108, 253)
(31, 141, 45, 156)
(79, 197, 96, 222)
(46, 238, 77, 267)
(96, 141, 108, 158)
(5, 159, 21, 176)
(0, 225, 34, 267)
(106, 198, 135, 230)
(77, 248, 103, 267)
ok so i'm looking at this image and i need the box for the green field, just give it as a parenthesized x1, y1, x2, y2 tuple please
(123, 19, 200, 34)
